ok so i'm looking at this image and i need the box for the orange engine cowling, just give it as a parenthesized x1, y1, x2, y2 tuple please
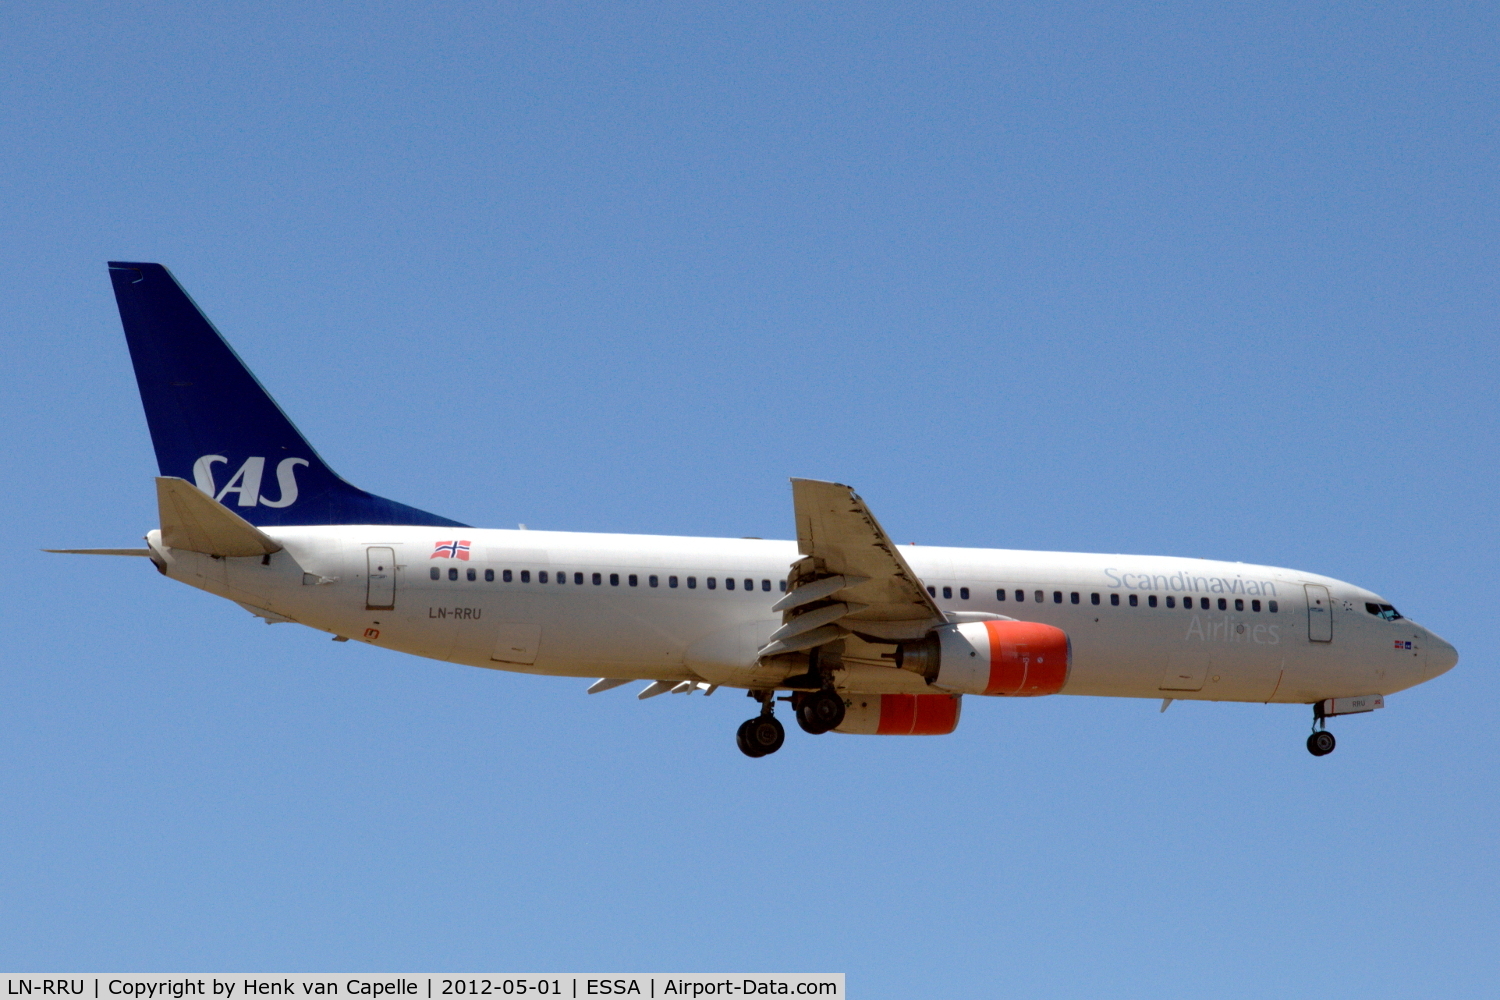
(834, 693, 962, 735)
(898, 619, 1071, 696)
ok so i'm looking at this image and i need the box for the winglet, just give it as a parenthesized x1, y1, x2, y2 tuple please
(156, 476, 283, 556)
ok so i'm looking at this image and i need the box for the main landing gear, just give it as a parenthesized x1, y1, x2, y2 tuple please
(736, 688, 847, 757)
(737, 715, 785, 758)
(795, 689, 846, 735)
(1307, 702, 1336, 756)
(737, 691, 785, 758)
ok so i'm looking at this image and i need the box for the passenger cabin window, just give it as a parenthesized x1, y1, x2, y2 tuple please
(539, 571, 548, 583)
(1366, 602, 1403, 621)
(1235, 598, 1244, 611)
(1269, 600, 1279, 612)
(1252, 599, 1261, 612)
(557, 572, 565, 584)
(779, 580, 787, 592)
(1034, 590, 1044, 603)
(1091, 593, 1100, 605)
(688, 577, 697, 589)
(726, 578, 735, 590)
(1053, 591, 1062, 604)
(503, 569, 513, 582)
(467, 568, 477, 582)
(629, 574, 638, 587)
(574, 572, 584, 584)
(1148, 595, 1157, 607)
(762, 580, 771, 591)
(1217, 598, 1227, 610)
(1165, 596, 1175, 608)
(960, 587, 970, 600)
(1111, 594, 1120, 606)
(649, 575, 659, 588)
(942, 586, 952, 599)
(610, 573, 620, 586)
(1071, 592, 1080, 604)
(707, 577, 716, 590)
(669, 576, 679, 588)
(996, 589, 1006, 601)
(1129, 594, 1138, 606)
(449, 568, 459, 581)
(1016, 590, 1025, 602)
(927, 586, 936, 597)
(746, 579, 754, 591)
(592, 573, 602, 585)
(485, 569, 494, 582)
(520, 570, 530, 583)
(430, 567, 439, 580)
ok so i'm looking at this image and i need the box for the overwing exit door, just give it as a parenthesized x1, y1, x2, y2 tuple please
(367, 546, 396, 610)
(1305, 584, 1332, 642)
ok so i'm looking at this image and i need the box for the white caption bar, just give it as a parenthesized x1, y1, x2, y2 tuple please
(0, 976, 844, 1000)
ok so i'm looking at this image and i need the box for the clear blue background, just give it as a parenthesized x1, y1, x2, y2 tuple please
(2, 3, 1495, 995)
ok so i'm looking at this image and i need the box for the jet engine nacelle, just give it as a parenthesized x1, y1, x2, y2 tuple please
(898, 620, 1070, 696)
(835, 693, 963, 735)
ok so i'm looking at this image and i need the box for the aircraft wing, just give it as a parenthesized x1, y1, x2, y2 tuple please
(760, 479, 944, 655)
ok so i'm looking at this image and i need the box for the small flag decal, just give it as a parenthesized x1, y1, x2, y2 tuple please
(431, 540, 472, 560)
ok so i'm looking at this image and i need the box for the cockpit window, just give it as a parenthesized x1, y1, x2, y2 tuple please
(1365, 602, 1403, 622)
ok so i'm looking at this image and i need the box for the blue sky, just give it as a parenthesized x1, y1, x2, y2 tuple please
(2, 2, 1496, 994)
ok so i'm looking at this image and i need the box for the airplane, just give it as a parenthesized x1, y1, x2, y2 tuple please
(49, 262, 1459, 758)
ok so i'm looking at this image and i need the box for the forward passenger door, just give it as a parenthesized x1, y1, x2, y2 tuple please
(1305, 584, 1332, 642)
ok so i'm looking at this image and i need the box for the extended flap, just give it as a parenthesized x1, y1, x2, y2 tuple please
(156, 477, 283, 556)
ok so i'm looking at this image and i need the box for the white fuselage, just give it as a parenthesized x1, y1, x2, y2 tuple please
(145, 525, 1455, 704)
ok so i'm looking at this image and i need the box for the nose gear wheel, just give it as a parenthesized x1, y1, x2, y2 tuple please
(1306, 730, 1336, 756)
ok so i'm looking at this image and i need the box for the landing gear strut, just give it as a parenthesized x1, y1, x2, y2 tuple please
(795, 689, 846, 735)
(737, 691, 785, 758)
(1307, 702, 1336, 756)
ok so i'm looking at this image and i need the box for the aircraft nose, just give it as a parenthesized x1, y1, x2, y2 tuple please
(1427, 634, 1459, 678)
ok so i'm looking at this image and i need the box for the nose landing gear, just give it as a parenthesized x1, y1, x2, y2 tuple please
(1306, 730, 1337, 756)
(1307, 701, 1337, 756)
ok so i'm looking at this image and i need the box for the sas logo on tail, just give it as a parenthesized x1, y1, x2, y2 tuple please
(431, 540, 471, 560)
(193, 455, 309, 507)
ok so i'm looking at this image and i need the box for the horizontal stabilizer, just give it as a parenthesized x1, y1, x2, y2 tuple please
(157, 476, 283, 556)
(43, 548, 151, 556)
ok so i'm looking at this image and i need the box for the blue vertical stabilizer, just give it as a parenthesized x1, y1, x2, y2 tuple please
(108, 262, 466, 528)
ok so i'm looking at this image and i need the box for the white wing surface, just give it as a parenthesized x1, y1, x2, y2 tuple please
(760, 479, 944, 656)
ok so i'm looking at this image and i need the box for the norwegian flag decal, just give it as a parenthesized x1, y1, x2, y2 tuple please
(431, 540, 472, 560)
